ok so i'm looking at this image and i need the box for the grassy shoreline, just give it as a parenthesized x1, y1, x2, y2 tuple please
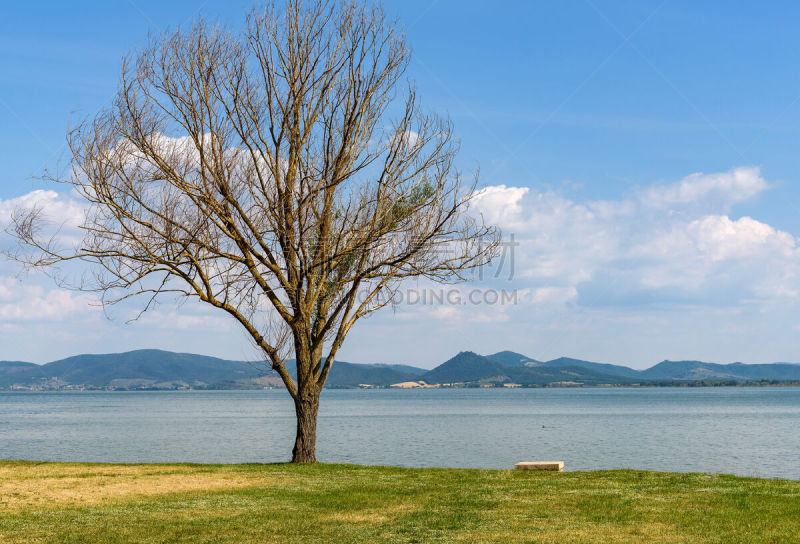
(1, 461, 799, 543)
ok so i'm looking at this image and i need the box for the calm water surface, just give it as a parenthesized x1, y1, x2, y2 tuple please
(1, 388, 799, 479)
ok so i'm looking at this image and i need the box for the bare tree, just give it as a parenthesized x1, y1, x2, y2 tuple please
(9, 0, 498, 462)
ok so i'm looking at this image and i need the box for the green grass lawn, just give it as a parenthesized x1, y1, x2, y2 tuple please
(1, 461, 798, 543)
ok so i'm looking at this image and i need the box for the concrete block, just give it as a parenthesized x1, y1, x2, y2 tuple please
(514, 461, 564, 472)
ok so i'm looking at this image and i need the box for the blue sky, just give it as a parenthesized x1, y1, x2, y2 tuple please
(3, 1, 800, 367)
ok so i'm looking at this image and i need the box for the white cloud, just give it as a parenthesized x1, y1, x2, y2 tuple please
(134, 308, 237, 331)
(0, 191, 96, 323)
(637, 215, 796, 264)
(638, 166, 768, 210)
(527, 286, 578, 305)
(687, 215, 795, 261)
(471, 185, 529, 225)
(471, 167, 798, 310)
(0, 276, 98, 321)
(0, 189, 85, 229)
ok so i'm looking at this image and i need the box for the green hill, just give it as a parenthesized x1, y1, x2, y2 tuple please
(420, 352, 511, 384)
(419, 352, 636, 386)
(44, 349, 263, 386)
(486, 351, 541, 367)
(641, 360, 800, 381)
(507, 364, 636, 386)
(322, 363, 423, 387)
(0, 361, 45, 386)
(541, 357, 642, 379)
(279, 359, 425, 387)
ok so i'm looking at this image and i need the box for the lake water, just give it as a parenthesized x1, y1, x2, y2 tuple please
(1, 387, 799, 479)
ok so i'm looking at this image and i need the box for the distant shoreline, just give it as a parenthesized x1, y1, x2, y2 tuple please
(3, 380, 800, 392)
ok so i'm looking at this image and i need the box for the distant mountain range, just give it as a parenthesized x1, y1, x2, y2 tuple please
(0, 350, 428, 390)
(2, 349, 800, 390)
(0, 350, 265, 390)
(420, 352, 640, 386)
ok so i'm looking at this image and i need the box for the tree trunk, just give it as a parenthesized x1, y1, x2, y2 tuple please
(291, 393, 319, 463)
